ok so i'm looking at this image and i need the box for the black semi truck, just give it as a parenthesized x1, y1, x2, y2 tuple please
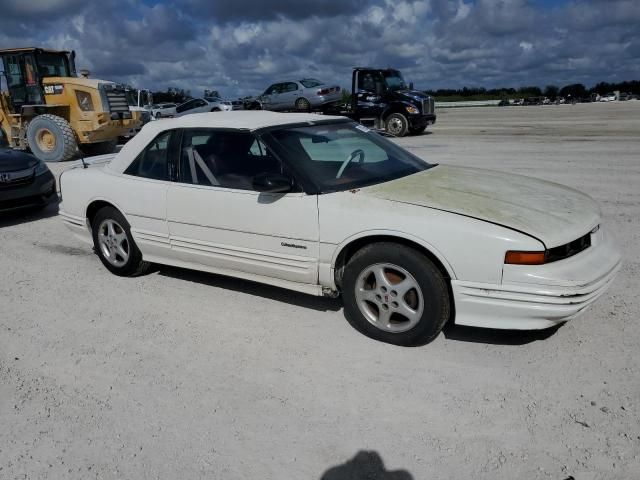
(325, 67, 436, 137)
(245, 67, 436, 137)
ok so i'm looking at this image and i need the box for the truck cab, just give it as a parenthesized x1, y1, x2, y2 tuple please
(349, 68, 436, 136)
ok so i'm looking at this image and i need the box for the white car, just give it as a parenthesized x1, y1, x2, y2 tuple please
(150, 103, 177, 119)
(59, 111, 621, 345)
(173, 97, 233, 117)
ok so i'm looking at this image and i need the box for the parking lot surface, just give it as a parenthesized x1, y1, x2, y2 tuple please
(1, 102, 639, 479)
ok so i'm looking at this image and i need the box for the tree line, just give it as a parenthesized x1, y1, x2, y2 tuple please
(425, 80, 640, 101)
(151, 87, 192, 104)
(149, 80, 640, 105)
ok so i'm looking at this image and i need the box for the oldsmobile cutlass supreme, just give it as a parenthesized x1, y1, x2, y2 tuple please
(59, 111, 621, 345)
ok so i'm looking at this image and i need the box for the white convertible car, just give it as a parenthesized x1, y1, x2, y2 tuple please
(59, 111, 621, 345)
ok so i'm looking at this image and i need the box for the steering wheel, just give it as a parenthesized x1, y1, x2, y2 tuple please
(336, 149, 365, 179)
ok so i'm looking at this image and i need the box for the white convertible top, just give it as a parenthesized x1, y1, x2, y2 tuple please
(106, 111, 348, 174)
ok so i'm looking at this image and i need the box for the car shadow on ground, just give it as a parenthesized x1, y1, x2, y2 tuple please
(320, 451, 413, 480)
(442, 322, 563, 345)
(157, 265, 342, 312)
(153, 265, 560, 346)
(0, 197, 60, 228)
(156, 265, 564, 343)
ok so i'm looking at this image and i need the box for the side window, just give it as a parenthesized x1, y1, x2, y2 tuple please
(264, 84, 277, 95)
(284, 82, 298, 93)
(124, 130, 172, 180)
(179, 129, 284, 191)
(4, 55, 27, 106)
(176, 100, 193, 113)
(358, 72, 378, 92)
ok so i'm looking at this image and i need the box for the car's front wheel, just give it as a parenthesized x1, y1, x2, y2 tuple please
(91, 206, 150, 277)
(342, 243, 450, 346)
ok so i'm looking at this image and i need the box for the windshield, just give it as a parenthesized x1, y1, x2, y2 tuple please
(125, 90, 137, 106)
(383, 70, 407, 91)
(300, 79, 323, 88)
(266, 122, 431, 193)
(35, 53, 71, 78)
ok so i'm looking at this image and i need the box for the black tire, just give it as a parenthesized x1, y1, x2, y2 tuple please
(245, 101, 262, 110)
(295, 97, 311, 112)
(79, 139, 118, 157)
(26, 114, 77, 162)
(342, 242, 450, 346)
(408, 126, 427, 135)
(211, 107, 221, 112)
(91, 206, 151, 277)
(385, 113, 409, 137)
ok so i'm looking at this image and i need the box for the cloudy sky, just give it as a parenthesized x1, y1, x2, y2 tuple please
(0, 0, 638, 98)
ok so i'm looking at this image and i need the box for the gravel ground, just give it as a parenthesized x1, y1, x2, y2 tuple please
(1, 102, 639, 480)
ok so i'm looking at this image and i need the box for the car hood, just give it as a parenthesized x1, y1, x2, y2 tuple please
(0, 148, 39, 171)
(360, 165, 600, 248)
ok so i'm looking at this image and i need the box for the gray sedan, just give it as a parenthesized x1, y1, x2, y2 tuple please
(257, 79, 341, 111)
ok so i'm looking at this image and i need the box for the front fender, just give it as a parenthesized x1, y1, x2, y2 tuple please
(330, 229, 457, 279)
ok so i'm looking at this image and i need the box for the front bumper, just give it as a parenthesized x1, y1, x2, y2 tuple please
(0, 171, 57, 212)
(452, 227, 621, 330)
(76, 114, 142, 144)
(408, 114, 436, 128)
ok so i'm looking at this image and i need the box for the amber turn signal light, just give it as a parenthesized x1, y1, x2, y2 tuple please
(504, 251, 546, 265)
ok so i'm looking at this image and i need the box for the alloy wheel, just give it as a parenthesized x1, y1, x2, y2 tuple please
(97, 219, 130, 267)
(354, 263, 424, 333)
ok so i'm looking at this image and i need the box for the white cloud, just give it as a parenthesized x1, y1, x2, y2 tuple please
(0, 0, 637, 97)
(519, 41, 533, 51)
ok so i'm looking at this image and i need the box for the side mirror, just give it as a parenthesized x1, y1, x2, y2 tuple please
(253, 172, 293, 193)
(409, 82, 414, 90)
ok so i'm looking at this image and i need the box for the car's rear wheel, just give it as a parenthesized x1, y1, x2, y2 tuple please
(295, 97, 311, 112)
(342, 243, 450, 346)
(91, 206, 150, 277)
(385, 113, 409, 137)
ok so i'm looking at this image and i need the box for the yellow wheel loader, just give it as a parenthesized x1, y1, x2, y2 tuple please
(0, 48, 142, 162)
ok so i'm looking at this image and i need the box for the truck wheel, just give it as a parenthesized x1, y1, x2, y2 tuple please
(26, 114, 77, 162)
(409, 126, 426, 135)
(295, 98, 311, 112)
(342, 242, 450, 346)
(79, 139, 118, 157)
(385, 113, 409, 137)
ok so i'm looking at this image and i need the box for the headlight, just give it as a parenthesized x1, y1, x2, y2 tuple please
(405, 105, 420, 114)
(75, 90, 95, 111)
(34, 161, 50, 176)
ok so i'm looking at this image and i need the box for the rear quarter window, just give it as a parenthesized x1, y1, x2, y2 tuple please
(124, 130, 172, 181)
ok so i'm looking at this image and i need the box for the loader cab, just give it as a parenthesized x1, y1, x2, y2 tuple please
(0, 48, 76, 113)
